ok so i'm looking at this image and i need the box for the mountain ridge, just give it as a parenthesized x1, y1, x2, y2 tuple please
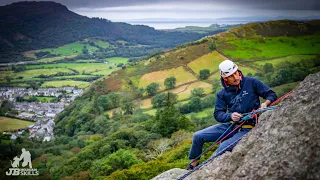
(0, 1, 203, 63)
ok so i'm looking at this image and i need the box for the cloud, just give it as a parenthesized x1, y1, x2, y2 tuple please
(1, 0, 319, 10)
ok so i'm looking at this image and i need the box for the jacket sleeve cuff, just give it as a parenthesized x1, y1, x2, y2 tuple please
(225, 113, 232, 122)
(266, 96, 275, 104)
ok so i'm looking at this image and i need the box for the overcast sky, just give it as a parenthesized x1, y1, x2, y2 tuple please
(1, 0, 320, 28)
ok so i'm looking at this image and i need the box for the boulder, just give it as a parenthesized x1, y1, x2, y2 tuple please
(153, 71, 320, 180)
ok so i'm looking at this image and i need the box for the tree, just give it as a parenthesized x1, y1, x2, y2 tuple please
(151, 92, 177, 108)
(164, 77, 176, 89)
(121, 93, 135, 115)
(263, 63, 274, 73)
(153, 102, 194, 137)
(29, 81, 39, 90)
(97, 93, 120, 111)
(0, 100, 14, 113)
(191, 88, 205, 97)
(89, 149, 141, 177)
(200, 69, 210, 80)
(5, 76, 13, 83)
(189, 96, 201, 112)
(146, 82, 160, 96)
(146, 138, 172, 160)
(82, 46, 88, 54)
(208, 40, 216, 51)
(137, 88, 145, 98)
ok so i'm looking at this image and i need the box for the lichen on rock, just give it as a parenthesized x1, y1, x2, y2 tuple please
(153, 71, 320, 180)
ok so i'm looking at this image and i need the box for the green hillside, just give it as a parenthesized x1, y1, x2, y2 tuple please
(0, 2, 204, 63)
(1, 20, 320, 180)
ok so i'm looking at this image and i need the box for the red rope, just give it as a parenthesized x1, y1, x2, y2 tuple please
(270, 90, 294, 106)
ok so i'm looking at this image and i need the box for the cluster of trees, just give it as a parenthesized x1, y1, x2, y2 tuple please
(35, 51, 56, 58)
(200, 69, 211, 80)
(252, 57, 320, 87)
(179, 92, 216, 114)
(11, 65, 26, 72)
(0, 100, 16, 115)
(144, 76, 177, 97)
(36, 72, 75, 78)
(151, 92, 177, 108)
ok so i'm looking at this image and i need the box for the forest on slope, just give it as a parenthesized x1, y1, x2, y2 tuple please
(0, 1, 204, 63)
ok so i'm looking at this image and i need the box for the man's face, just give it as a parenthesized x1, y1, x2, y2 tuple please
(223, 70, 241, 86)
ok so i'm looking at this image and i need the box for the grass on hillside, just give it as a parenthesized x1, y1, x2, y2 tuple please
(36, 55, 77, 63)
(143, 109, 157, 116)
(14, 68, 73, 79)
(208, 64, 257, 80)
(29, 96, 58, 103)
(185, 107, 214, 119)
(40, 42, 99, 56)
(26, 63, 112, 74)
(41, 80, 90, 88)
(0, 116, 34, 132)
(23, 51, 37, 59)
(218, 35, 320, 60)
(75, 60, 98, 63)
(173, 81, 212, 101)
(271, 82, 299, 97)
(250, 55, 317, 68)
(94, 40, 111, 48)
(187, 51, 227, 75)
(138, 66, 197, 90)
(139, 81, 212, 109)
(105, 57, 129, 64)
(91, 69, 118, 76)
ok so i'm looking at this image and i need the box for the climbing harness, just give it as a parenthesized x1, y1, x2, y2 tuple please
(178, 90, 294, 180)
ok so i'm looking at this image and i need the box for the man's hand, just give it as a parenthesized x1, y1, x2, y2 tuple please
(231, 112, 242, 122)
(259, 102, 267, 110)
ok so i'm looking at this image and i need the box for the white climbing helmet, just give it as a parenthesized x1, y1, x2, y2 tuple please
(219, 60, 238, 78)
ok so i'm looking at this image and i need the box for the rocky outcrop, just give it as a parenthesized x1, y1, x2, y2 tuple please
(153, 71, 320, 180)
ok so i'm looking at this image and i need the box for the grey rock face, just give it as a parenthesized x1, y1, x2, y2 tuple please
(152, 168, 189, 180)
(155, 71, 320, 180)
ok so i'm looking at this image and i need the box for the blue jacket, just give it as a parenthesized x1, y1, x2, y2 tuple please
(214, 71, 277, 123)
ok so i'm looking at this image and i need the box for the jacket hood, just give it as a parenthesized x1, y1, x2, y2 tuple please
(220, 70, 244, 93)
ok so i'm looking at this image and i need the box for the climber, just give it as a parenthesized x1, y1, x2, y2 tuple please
(186, 59, 277, 170)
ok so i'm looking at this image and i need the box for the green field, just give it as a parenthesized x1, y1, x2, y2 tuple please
(187, 51, 227, 75)
(208, 64, 257, 80)
(105, 57, 129, 64)
(75, 59, 98, 63)
(219, 35, 320, 60)
(0, 71, 13, 79)
(41, 80, 90, 88)
(24, 39, 112, 60)
(53, 75, 98, 79)
(250, 55, 317, 68)
(138, 66, 197, 90)
(26, 63, 112, 74)
(36, 55, 77, 63)
(94, 40, 111, 48)
(0, 116, 34, 132)
(143, 109, 157, 116)
(271, 82, 299, 97)
(186, 108, 214, 119)
(91, 69, 117, 76)
(40, 42, 99, 56)
(23, 96, 58, 103)
(14, 68, 73, 79)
